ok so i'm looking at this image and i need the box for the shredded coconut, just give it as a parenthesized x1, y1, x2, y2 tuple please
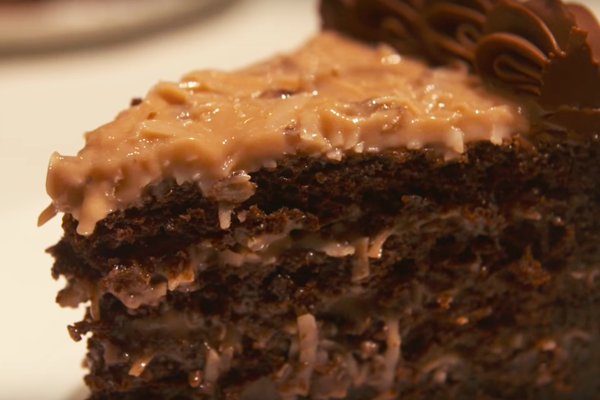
(128, 352, 154, 377)
(296, 313, 319, 396)
(352, 238, 370, 282)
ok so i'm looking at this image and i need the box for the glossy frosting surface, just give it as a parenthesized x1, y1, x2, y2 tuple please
(41, 32, 527, 235)
(321, 0, 600, 133)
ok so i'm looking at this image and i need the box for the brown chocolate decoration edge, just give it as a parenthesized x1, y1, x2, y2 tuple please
(320, 0, 600, 137)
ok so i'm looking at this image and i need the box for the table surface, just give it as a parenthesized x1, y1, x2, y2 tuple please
(0, 1, 598, 399)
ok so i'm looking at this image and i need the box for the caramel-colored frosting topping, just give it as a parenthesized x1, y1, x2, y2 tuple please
(321, 0, 600, 134)
(40, 32, 527, 235)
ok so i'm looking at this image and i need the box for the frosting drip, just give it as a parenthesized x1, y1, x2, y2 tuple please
(40, 32, 526, 235)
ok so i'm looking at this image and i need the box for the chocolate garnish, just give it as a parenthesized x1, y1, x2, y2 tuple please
(321, 0, 428, 56)
(475, 0, 563, 97)
(320, 0, 600, 136)
(569, 3, 600, 56)
(425, 0, 493, 64)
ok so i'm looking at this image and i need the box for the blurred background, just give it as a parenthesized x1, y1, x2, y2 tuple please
(1, 0, 600, 399)
(0, 1, 315, 399)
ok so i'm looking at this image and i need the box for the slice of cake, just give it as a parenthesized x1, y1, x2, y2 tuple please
(41, 1, 600, 399)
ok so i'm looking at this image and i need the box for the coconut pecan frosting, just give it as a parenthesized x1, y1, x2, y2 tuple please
(321, 0, 600, 135)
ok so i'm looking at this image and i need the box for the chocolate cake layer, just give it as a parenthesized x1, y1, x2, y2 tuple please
(50, 137, 600, 399)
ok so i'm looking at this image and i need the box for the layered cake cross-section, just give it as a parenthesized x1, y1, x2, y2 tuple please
(41, 1, 600, 399)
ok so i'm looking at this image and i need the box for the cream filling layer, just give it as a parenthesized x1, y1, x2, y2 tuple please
(55, 207, 491, 319)
(101, 307, 467, 400)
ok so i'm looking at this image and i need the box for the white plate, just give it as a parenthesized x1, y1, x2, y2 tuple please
(0, 0, 223, 52)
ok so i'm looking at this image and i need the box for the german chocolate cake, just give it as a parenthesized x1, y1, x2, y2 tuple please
(41, 0, 600, 399)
